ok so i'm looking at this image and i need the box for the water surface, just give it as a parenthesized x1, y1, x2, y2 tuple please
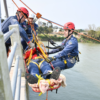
(29, 42, 100, 100)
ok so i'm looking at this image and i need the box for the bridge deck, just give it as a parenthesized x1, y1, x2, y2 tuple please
(10, 67, 28, 100)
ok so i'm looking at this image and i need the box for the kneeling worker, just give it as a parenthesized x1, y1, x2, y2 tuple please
(21, 13, 38, 50)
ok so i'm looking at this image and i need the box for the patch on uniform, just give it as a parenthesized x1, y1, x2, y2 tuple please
(23, 25, 26, 28)
(62, 43, 64, 45)
(69, 41, 72, 45)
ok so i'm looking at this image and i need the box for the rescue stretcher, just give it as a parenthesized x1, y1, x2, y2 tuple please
(24, 48, 62, 93)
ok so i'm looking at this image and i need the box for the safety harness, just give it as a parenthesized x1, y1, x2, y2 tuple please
(62, 55, 79, 69)
(44, 35, 80, 69)
(62, 57, 68, 69)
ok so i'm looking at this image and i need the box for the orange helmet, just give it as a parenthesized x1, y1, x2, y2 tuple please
(63, 22, 75, 30)
(17, 7, 29, 18)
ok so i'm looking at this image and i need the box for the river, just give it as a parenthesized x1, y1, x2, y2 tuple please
(29, 42, 100, 100)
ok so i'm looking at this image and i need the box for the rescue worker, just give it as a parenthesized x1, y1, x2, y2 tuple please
(45, 22, 79, 69)
(1, 7, 35, 56)
(25, 22, 79, 84)
(21, 13, 38, 50)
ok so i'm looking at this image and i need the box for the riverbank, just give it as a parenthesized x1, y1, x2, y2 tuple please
(38, 34, 65, 41)
(77, 36, 100, 43)
(38, 34, 100, 43)
(29, 42, 100, 100)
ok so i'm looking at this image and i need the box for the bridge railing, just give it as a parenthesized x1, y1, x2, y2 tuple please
(0, 24, 25, 100)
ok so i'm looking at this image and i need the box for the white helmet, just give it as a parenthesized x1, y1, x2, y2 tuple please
(29, 13, 35, 19)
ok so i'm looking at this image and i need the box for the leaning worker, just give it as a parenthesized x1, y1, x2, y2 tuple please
(1, 7, 35, 56)
(25, 22, 79, 84)
(21, 13, 39, 50)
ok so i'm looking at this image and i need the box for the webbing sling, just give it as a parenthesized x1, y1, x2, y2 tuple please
(62, 57, 68, 69)
(30, 60, 41, 73)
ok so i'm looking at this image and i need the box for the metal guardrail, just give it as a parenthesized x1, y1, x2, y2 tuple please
(8, 42, 18, 71)
(4, 28, 16, 42)
(14, 68, 22, 100)
(11, 56, 19, 99)
(4, 26, 22, 100)
(0, 24, 25, 100)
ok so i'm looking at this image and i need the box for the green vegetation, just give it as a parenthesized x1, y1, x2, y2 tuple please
(37, 22, 64, 41)
(38, 26, 53, 34)
(38, 24, 100, 43)
(76, 25, 100, 43)
(38, 34, 65, 41)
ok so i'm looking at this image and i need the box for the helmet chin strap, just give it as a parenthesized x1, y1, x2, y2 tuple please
(19, 16, 24, 23)
(17, 12, 24, 23)
(66, 30, 73, 38)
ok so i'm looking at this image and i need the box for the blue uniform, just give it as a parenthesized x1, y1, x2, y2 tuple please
(1, 16, 30, 52)
(21, 22, 38, 50)
(1, 16, 30, 43)
(28, 35, 79, 79)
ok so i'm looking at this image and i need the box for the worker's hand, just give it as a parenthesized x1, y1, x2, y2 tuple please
(49, 39, 56, 46)
(27, 41, 35, 49)
(59, 46, 64, 51)
(36, 13, 42, 19)
(44, 52, 49, 54)
(45, 57, 56, 63)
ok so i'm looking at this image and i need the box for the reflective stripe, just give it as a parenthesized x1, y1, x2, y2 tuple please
(64, 59, 67, 64)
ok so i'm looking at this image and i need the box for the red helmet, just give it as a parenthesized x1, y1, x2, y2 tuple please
(63, 22, 75, 30)
(17, 7, 29, 18)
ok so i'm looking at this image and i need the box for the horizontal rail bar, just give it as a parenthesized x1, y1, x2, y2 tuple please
(8, 42, 18, 71)
(4, 28, 16, 42)
(14, 68, 22, 100)
(11, 55, 19, 99)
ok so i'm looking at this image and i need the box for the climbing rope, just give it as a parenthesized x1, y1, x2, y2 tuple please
(12, 0, 100, 67)
(19, 0, 100, 43)
(12, 0, 49, 66)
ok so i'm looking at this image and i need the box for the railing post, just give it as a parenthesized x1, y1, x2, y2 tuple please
(14, 68, 22, 100)
(9, 24, 25, 76)
(8, 42, 18, 72)
(11, 56, 19, 99)
(0, 32, 13, 100)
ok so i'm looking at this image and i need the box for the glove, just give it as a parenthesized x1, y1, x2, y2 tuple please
(36, 13, 42, 19)
(49, 39, 56, 46)
(45, 57, 56, 63)
(45, 52, 53, 55)
(59, 46, 64, 51)
(27, 41, 35, 49)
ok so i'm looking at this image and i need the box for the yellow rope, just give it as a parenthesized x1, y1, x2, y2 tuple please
(30, 61, 41, 73)
(32, 34, 47, 59)
(35, 74, 53, 96)
(36, 74, 44, 96)
(34, 56, 43, 59)
(46, 79, 53, 89)
(27, 29, 47, 66)
(27, 49, 32, 66)
(39, 60, 45, 68)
